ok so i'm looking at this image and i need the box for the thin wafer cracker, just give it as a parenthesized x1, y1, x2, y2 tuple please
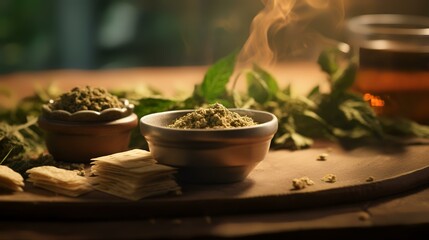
(91, 149, 153, 166)
(27, 166, 88, 183)
(32, 182, 92, 197)
(26, 166, 92, 197)
(90, 149, 181, 200)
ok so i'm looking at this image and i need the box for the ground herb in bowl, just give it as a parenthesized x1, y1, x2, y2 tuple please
(168, 103, 257, 129)
(48, 86, 125, 113)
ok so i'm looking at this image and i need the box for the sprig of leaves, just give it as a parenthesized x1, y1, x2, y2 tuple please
(315, 50, 383, 140)
(244, 66, 324, 149)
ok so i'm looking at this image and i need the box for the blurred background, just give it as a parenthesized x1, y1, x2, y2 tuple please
(0, 0, 428, 74)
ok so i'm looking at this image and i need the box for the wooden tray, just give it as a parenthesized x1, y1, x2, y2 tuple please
(1, 140, 429, 220)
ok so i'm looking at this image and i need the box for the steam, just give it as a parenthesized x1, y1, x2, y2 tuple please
(237, 0, 343, 67)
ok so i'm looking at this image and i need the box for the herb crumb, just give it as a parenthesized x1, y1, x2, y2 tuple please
(321, 174, 337, 183)
(317, 153, 329, 161)
(358, 212, 371, 221)
(76, 170, 85, 176)
(366, 176, 375, 182)
(292, 176, 314, 190)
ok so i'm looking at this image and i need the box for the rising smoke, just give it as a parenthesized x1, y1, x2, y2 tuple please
(237, 0, 344, 67)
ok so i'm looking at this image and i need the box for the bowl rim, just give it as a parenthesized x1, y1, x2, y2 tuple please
(38, 113, 139, 134)
(42, 98, 134, 122)
(140, 108, 278, 132)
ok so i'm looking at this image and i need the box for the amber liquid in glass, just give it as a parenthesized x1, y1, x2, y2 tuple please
(353, 48, 429, 124)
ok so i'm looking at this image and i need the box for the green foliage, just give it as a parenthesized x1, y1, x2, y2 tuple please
(0, 85, 59, 176)
(130, 48, 428, 150)
(317, 48, 339, 75)
(0, 118, 56, 176)
(3, 48, 429, 168)
(315, 49, 383, 141)
(246, 64, 279, 104)
(134, 98, 178, 117)
(129, 97, 180, 149)
(379, 117, 429, 138)
(193, 52, 237, 104)
(242, 63, 324, 149)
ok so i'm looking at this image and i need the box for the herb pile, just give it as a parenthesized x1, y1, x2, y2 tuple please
(1, 49, 429, 176)
(168, 103, 257, 129)
(48, 86, 125, 113)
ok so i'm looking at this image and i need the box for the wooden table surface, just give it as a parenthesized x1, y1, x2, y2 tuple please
(1, 63, 429, 240)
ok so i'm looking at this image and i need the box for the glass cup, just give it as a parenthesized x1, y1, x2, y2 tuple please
(346, 14, 429, 124)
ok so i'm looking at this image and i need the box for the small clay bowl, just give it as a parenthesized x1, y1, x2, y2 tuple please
(140, 109, 278, 184)
(38, 100, 138, 163)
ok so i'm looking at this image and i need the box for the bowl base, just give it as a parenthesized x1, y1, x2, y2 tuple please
(175, 164, 258, 184)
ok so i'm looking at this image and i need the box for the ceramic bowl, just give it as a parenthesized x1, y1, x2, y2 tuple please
(140, 109, 278, 184)
(38, 102, 138, 163)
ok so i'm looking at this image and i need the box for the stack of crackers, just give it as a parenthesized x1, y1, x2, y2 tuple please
(90, 149, 181, 201)
(26, 166, 92, 197)
(0, 165, 24, 192)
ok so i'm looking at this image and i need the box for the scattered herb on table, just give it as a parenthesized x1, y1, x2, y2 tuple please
(317, 153, 329, 161)
(292, 176, 314, 190)
(366, 176, 375, 182)
(321, 173, 337, 183)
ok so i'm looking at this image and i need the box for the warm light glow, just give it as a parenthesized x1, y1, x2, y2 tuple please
(363, 93, 385, 107)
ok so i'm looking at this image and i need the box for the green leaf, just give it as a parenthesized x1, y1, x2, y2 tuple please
(332, 127, 371, 139)
(332, 63, 357, 94)
(128, 98, 178, 149)
(379, 117, 429, 138)
(283, 84, 292, 96)
(307, 85, 320, 100)
(290, 132, 314, 149)
(246, 64, 280, 104)
(302, 110, 327, 125)
(252, 64, 279, 94)
(199, 52, 237, 102)
(275, 132, 314, 150)
(0, 147, 14, 165)
(317, 49, 339, 75)
(246, 71, 269, 104)
(134, 98, 177, 117)
(339, 100, 372, 127)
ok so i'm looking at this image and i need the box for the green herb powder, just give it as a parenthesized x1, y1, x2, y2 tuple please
(49, 86, 124, 113)
(168, 103, 257, 129)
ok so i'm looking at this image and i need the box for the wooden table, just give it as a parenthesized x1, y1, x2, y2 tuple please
(1, 63, 429, 239)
